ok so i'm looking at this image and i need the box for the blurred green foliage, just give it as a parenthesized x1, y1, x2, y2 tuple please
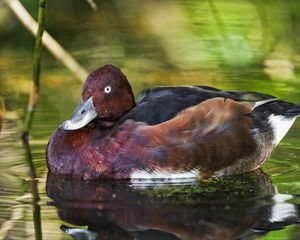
(1, 0, 300, 73)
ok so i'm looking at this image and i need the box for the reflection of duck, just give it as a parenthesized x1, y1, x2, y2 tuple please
(47, 64, 300, 180)
(46, 170, 300, 240)
(60, 224, 99, 240)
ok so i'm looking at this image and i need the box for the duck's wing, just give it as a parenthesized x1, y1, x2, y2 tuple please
(127, 86, 223, 125)
(113, 98, 257, 179)
(123, 86, 275, 125)
(117, 98, 299, 177)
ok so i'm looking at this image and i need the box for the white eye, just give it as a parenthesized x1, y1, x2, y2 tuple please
(104, 85, 111, 94)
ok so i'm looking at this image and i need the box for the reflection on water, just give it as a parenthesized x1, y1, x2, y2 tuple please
(1, 0, 300, 239)
(46, 171, 300, 240)
(22, 139, 42, 240)
(0, 98, 4, 131)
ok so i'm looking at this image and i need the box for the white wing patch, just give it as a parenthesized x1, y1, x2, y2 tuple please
(268, 114, 296, 145)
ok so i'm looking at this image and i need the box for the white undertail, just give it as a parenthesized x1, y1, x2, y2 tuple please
(268, 114, 297, 145)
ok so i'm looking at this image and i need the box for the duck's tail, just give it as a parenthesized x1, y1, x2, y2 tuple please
(284, 104, 300, 118)
(251, 99, 300, 118)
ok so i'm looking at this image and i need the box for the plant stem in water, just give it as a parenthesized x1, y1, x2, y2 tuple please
(23, 0, 48, 138)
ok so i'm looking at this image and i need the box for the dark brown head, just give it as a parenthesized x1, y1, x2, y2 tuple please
(61, 64, 135, 130)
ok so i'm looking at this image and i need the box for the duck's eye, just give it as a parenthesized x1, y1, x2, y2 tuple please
(104, 85, 111, 94)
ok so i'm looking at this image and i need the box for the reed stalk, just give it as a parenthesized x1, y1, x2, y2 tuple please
(22, 0, 48, 139)
(0, 98, 4, 132)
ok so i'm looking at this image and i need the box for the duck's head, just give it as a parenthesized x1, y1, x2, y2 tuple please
(61, 64, 135, 130)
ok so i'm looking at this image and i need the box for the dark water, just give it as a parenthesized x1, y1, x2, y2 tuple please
(1, 0, 300, 239)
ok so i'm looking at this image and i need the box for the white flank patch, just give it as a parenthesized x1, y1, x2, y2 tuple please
(130, 170, 199, 184)
(268, 114, 296, 145)
(269, 193, 296, 223)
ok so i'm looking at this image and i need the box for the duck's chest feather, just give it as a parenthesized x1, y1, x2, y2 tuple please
(47, 98, 271, 180)
(47, 124, 148, 179)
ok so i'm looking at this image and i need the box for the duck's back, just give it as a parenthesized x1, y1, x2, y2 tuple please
(121, 86, 275, 125)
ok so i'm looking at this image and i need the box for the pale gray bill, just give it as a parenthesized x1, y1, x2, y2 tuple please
(60, 96, 98, 130)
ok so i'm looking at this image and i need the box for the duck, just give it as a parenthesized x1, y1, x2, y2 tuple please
(46, 64, 300, 180)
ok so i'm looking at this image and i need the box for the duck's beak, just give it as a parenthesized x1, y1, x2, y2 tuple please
(60, 96, 98, 130)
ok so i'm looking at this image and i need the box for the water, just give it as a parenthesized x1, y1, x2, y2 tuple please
(1, 0, 300, 239)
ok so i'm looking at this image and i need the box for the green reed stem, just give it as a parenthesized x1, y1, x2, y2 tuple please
(23, 0, 48, 139)
(22, 2, 47, 238)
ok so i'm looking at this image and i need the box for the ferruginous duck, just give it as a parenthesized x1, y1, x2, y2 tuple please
(46, 64, 300, 180)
